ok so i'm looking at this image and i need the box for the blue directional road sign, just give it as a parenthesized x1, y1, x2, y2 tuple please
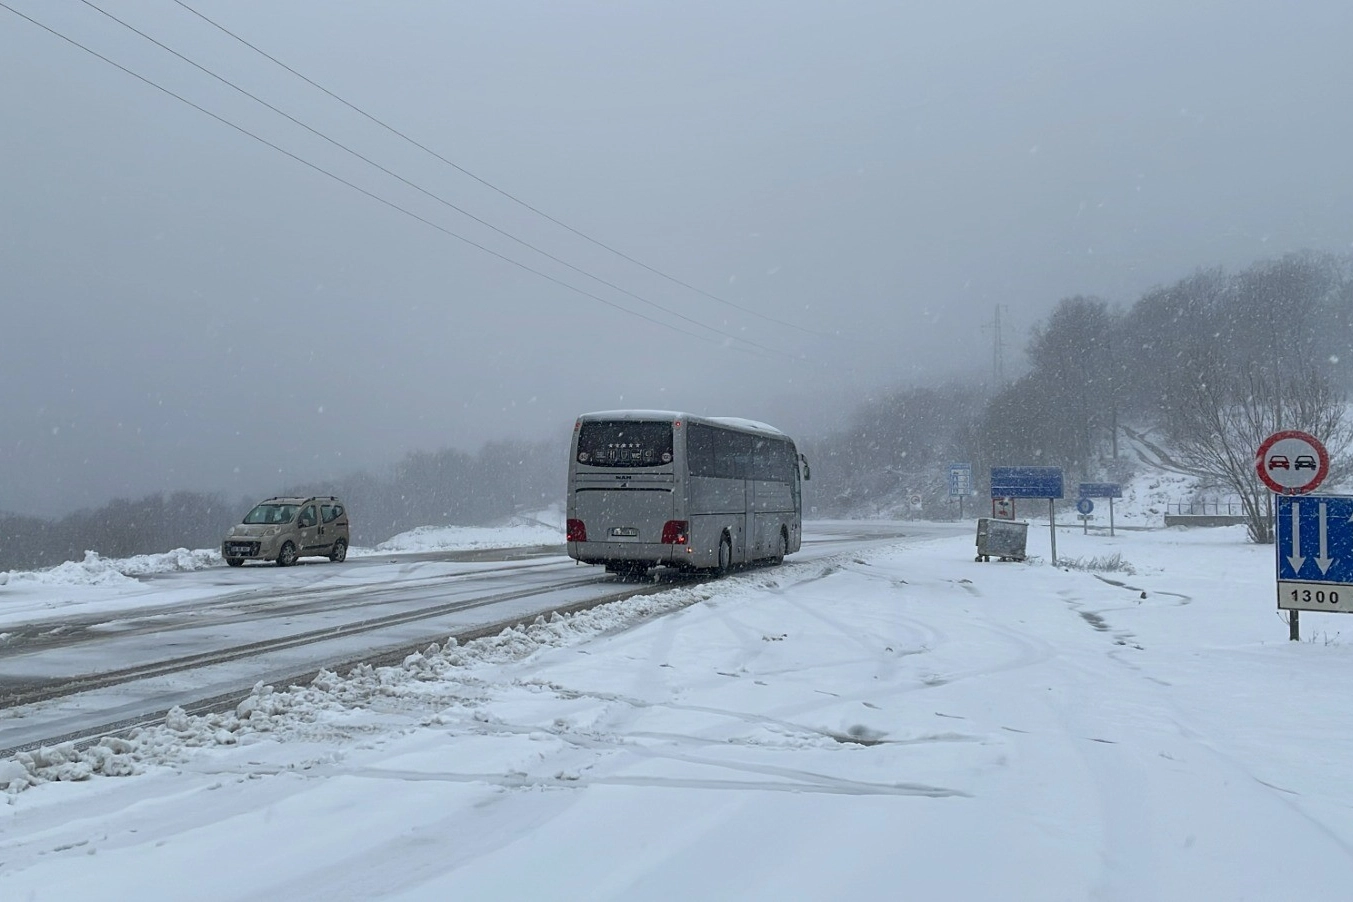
(990, 466, 1064, 499)
(1076, 498, 1094, 515)
(948, 463, 974, 498)
(1276, 494, 1353, 613)
(1078, 482, 1122, 499)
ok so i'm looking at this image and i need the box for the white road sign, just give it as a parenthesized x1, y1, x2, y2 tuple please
(1256, 430, 1329, 494)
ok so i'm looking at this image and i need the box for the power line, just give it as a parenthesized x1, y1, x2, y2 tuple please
(1, 3, 759, 355)
(170, 0, 828, 340)
(0, 2, 784, 358)
(70, 0, 795, 360)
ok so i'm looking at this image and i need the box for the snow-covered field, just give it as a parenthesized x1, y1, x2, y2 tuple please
(361, 517, 563, 556)
(3, 515, 1351, 899)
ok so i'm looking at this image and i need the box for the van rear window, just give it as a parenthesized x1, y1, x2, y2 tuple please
(577, 421, 673, 468)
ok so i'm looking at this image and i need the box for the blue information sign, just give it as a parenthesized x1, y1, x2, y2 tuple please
(948, 463, 974, 498)
(1076, 498, 1094, 515)
(1276, 494, 1353, 587)
(990, 466, 1064, 499)
(1078, 482, 1122, 499)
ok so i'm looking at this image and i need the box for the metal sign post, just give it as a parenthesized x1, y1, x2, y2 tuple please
(948, 463, 974, 519)
(1077, 483, 1122, 537)
(1259, 430, 1332, 641)
(1276, 493, 1353, 641)
(991, 466, 1065, 566)
(1049, 499, 1057, 565)
(1076, 497, 1094, 534)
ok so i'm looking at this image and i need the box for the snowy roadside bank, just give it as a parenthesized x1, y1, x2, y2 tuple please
(0, 512, 565, 588)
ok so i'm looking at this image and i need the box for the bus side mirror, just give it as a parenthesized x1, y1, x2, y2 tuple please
(799, 454, 811, 481)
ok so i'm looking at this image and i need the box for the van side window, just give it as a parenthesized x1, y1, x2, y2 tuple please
(298, 505, 317, 528)
(322, 504, 337, 523)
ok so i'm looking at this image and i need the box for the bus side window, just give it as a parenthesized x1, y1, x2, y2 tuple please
(700, 425, 754, 479)
(712, 427, 737, 479)
(688, 424, 717, 476)
(729, 432, 753, 479)
(775, 441, 796, 481)
(752, 439, 770, 480)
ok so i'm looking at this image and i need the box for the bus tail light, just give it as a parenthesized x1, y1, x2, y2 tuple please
(661, 520, 688, 545)
(567, 519, 587, 542)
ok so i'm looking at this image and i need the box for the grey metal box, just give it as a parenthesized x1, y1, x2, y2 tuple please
(975, 518, 1028, 562)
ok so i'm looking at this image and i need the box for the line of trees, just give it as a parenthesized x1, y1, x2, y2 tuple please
(6, 251, 1350, 569)
(807, 251, 1353, 542)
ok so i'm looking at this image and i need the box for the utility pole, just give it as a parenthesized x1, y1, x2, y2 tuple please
(1106, 329, 1119, 461)
(984, 304, 1007, 386)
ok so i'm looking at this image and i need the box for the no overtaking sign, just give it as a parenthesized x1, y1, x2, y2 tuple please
(1256, 430, 1329, 495)
(1260, 429, 1335, 641)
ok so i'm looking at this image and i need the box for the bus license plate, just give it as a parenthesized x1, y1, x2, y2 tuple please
(611, 527, 639, 537)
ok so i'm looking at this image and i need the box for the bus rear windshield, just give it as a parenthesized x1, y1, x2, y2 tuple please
(576, 421, 673, 468)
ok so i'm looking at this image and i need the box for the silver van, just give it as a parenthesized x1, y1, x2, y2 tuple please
(223, 496, 350, 566)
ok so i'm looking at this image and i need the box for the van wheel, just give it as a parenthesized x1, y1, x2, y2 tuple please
(277, 541, 298, 567)
(716, 533, 732, 575)
(329, 539, 348, 563)
(226, 558, 244, 568)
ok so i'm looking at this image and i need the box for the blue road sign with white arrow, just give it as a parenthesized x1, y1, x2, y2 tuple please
(1276, 494, 1353, 612)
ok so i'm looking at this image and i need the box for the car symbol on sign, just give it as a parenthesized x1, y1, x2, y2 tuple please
(1268, 455, 1290, 470)
(1294, 455, 1318, 470)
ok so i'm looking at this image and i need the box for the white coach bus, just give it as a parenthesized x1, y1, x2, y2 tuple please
(566, 410, 809, 576)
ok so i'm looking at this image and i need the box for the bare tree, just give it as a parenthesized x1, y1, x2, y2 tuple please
(1163, 357, 1350, 543)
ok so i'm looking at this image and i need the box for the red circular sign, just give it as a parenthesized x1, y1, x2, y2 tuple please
(1255, 430, 1329, 494)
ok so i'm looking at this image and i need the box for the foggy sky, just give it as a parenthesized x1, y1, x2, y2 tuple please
(4, 0, 1353, 516)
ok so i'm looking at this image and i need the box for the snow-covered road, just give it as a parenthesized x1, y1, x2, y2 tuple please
(3, 522, 1351, 899)
(0, 522, 947, 755)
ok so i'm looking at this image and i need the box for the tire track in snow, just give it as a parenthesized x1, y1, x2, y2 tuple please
(335, 763, 968, 798)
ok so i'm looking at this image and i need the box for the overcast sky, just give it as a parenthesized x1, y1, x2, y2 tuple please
(4, 0, 1353, 516)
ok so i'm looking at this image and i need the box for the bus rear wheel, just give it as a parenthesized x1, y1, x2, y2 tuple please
(716, 534, 732, 575)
